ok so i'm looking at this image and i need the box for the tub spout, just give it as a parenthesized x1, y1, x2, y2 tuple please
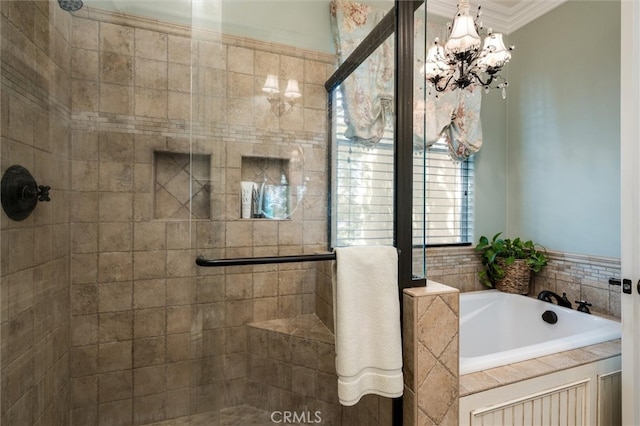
(537, 290, 572, 309)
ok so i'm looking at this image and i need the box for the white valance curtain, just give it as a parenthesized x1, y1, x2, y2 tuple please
(330, 0, 394, 147)
(331, 0, 483, 161)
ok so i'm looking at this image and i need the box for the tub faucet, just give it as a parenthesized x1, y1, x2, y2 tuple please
(537, 290, 573, 309)
(574, 300, 592, 314)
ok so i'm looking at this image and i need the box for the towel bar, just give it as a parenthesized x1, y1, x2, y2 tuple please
(195, 252, 336, 267)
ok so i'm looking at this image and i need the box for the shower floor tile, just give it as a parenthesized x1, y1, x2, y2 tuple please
(143, 405, 306, 426)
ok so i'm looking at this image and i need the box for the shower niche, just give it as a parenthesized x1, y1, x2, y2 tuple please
(154, 151, 211, 220)
(240, 156, 291, 220)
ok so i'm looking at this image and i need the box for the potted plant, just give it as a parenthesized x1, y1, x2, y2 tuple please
(475, 232, 549, 294)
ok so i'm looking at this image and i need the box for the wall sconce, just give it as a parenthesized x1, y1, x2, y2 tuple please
(262, 74, 302, 116)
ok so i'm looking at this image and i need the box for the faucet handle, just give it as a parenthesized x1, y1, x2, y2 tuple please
(574, 300, 592, 314)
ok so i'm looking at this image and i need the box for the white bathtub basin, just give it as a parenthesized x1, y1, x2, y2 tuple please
(459, 290, 621, 375)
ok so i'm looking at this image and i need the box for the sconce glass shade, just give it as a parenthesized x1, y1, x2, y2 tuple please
(262, 74, 280, 94)
(445, 2, 481, 54)
(284, 79, 302, 99)
(262, 76, 302, 116)
(479, 33, 511, 69)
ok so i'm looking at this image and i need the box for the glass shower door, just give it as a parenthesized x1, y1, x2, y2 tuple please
(189, 0, 336, 424)
(329, 3, 428, 284)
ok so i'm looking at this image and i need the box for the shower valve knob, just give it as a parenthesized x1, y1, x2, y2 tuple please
(38, 185, 51, 202)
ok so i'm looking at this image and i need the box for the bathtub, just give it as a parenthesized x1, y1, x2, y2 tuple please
(459, 290, 621, 375)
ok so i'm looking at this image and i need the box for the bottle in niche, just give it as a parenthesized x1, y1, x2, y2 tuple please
(240, 181, 256, 219)
(259, 174, 289, 219)
(273, 174, 289, 219)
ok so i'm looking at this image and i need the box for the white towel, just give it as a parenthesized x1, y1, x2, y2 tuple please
(332, 246, 403, 406)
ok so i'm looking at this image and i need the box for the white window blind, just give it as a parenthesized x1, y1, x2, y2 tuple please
(331, 91, 474, 247)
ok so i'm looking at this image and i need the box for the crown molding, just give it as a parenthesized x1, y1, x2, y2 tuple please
(426, 0, 567, 34)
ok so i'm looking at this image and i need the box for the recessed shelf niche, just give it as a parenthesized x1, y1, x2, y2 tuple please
(241, 156, 290, 220)
(154, 151, 211, 219)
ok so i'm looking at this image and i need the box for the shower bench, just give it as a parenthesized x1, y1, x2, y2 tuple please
(245, 314, 393, 425)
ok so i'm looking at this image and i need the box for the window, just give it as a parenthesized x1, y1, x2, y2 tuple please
(331, 91, 474, 247)
(416, 139, 474, 245)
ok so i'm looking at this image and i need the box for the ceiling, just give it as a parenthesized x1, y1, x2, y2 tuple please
(426, 0, 567, 34)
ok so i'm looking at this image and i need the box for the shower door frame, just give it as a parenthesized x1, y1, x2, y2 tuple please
(325, 0, 426, 292)
(325, 1, 426, 424)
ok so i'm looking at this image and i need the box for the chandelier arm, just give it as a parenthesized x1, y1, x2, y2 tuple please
(470, 72, 494, 87)
(434, 74, 456, 92)
(458, 60, 467, 82)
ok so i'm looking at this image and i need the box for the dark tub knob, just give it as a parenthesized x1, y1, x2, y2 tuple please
(542, 310, 558, 324)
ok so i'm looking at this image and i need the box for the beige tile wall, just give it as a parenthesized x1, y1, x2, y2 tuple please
(533, 250, 621, 317)
(315, 259, 334, 333)
(1, 1, 73, 425)
(425, 246, 621, 318)
(403, 283, 459, 426)
(68, 6, 335, 424)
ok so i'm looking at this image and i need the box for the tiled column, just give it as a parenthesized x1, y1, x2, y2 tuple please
(403, 282, 459, 426)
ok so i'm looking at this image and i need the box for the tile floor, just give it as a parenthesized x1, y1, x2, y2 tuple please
(143, 405, 306, 426)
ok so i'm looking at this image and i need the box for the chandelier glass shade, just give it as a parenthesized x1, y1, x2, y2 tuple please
(423, 0, 514, 97)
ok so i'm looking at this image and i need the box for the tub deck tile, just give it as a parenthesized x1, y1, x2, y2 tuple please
(508, 358, 557, 379)
(460, 338, 621, 397)
(459, 371, 500, 397)
(583, 339, 621, 358)
(536, 345, 604, 370)
(482, 364, 530, 385)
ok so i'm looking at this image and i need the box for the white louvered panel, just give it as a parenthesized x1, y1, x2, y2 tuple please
(531, 397, 543, 423)
(513, 403, 524, 426)
(503, 405, 513, 425)
(470, 380, 589, 426)
(598, 371, 621, 426)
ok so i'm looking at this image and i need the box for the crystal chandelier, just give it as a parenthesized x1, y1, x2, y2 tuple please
(423, 0, 514, 98)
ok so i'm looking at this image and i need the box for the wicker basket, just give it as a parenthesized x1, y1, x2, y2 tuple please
(495, 258, 531, 294)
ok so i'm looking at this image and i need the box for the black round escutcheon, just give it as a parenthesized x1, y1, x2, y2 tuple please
(542, 310, 558, 324)
(1, 165, 50, 221)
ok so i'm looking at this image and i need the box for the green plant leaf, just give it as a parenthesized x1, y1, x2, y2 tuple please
(476, 232, 549, 286)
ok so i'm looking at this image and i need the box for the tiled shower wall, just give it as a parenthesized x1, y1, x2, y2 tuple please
(1, 1, 72, 425)
(68, 6, 335, 425)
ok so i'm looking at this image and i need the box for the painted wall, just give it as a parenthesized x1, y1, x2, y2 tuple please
(506, 0, 621, 258)
(474, 88, 508, 242)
